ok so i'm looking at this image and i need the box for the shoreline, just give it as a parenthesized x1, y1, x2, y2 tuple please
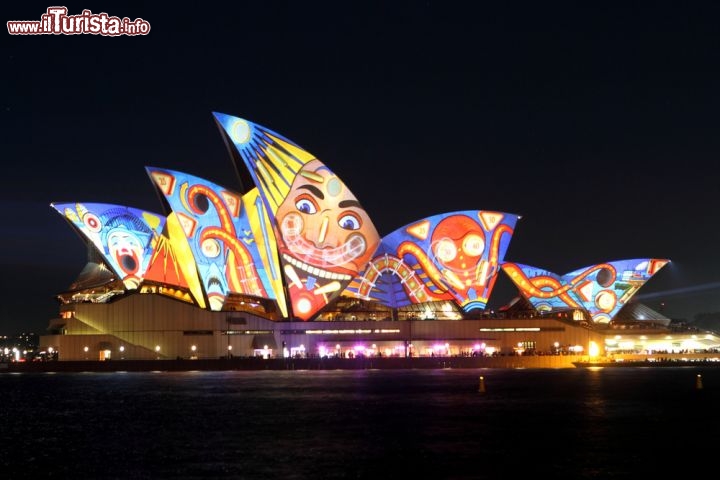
(5, 353, 720, 373)
(2, 354, 585, 373)
(573, 359, 720, 368)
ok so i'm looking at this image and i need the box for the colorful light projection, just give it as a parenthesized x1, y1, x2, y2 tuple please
(213, 112, 381, 320)
(566, 258, 669, 323)
(51, 113, 671, 325)
(146, 167, 277, 311)
(142, 211, 201, 302)
(51, 202, 165, 290)
(241, 187, 288, 317)
(499, 263, 581, 313)
(344, 211, 519, 312)
(502, 258, 670, 323)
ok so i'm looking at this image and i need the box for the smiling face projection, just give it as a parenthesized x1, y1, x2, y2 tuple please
(276, 159, 379, 320)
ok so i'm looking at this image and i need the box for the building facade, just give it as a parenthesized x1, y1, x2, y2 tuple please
(40, 113, 719, 362)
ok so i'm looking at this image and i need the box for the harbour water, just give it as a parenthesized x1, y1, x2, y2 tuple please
(2, 367, 717, 479)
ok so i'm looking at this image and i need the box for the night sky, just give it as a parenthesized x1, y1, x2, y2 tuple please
(3, 2, 720, 335)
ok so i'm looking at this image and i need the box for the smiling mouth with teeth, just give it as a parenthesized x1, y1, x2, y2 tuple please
(282, 253, 352, 281)
(280, 213, 368, 270)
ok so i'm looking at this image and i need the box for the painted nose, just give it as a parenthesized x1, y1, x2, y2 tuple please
(317, 214, 329, 245)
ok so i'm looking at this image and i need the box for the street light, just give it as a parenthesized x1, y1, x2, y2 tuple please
(155, 345, 161, 359)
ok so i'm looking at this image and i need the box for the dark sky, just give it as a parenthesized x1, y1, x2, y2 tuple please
(3, 2, 720, 335)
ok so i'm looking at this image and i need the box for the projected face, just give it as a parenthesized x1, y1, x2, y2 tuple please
(430, 214, 488, 296)
(100, 211, 154, 290)
(276, 159, 379, 319)
(107, 227, 145, 288)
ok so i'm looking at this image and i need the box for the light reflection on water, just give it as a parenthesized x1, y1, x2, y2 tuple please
(1, 368, 717, 479)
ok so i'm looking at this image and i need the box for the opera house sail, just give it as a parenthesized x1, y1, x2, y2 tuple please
(41, 113, 684, 362)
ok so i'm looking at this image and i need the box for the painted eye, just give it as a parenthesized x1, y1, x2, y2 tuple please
(83, 212, 102, 233)
(201, 238, 221, 258)
(190, 192, 210, 214)
(596, 267, 614, 287)
(595, 290, 616, 312)
(462, 233, 484, 257)
(338, 213, 361, 230)
(434, 238, 457, 263)
(295, 196, 318, 214)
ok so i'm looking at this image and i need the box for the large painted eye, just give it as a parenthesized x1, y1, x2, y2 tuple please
(201, 238, 221, 258)
(596, 267, 614, 287)
(595, 290, 616, 312)
(338, 213, 361, 230)
(295, 195, 318, 214)
(83, 212, 102, 233)
(190, 192, 210, 214)
(462, 233, 484, 257)
(434, 238, 457, 263)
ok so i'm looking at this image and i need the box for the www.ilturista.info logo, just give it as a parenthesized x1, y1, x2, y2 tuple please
(7, 7, 151, 36)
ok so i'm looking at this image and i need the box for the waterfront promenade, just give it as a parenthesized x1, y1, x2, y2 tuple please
(2, 354, 585, 372)
(4, 352, 720, 373)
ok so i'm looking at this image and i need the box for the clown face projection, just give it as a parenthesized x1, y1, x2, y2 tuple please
(106, 228, 146, 285)
(276, 159, 380, 319)
(102, 213, 155, 289)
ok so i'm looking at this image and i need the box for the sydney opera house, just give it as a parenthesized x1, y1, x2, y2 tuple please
(40, 113, 720, 362)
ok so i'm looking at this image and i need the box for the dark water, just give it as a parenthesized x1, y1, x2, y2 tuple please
(1, 367, 718, 479)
